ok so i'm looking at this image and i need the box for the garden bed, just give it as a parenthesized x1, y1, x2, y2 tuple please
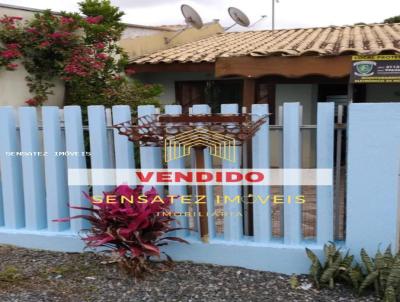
(0, 245, 377, 302)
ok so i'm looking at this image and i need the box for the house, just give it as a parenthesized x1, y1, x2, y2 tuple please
(128, 23, 400, 168)
(129, 23, 400, 121)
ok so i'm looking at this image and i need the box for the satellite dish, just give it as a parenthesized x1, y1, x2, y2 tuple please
(165, 4, 204, 44)
(228, 7, 250, 27)
(181, 4, 203, 29)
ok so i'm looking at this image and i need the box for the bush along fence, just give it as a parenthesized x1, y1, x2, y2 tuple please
(0, 102, 399, 275)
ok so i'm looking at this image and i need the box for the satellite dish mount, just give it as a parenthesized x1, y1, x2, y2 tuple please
(226, 7, 267, 31)
(165, 4, 204, 44)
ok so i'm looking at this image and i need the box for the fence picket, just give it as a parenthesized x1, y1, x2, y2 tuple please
(88, 106, 113, 196)
(112, 105, 135, 186)
(316, 103, 334, 244)
(192, 104, 215, 240)
(42, 107, 70, 231)
(105, 108, 116, 169)
(221, 104, 242, 241)
(0, 184, 3, 227)
(165, 105, 189, 237)
(19, 107, 46, 230)
(252, 104, 271, 242)
(190, 143, 199, 234)
(137, 105, 163, 193)
(0, 107, 25, 228)
(64, 106, 90, 233)
(334, 105, 344, 238)
(283, 103, 302, 244)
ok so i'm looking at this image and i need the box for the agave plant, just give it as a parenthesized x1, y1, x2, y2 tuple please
(306, 242, 354, 289)
(358, 246, 400, 301)
(55, 185, 188, 278)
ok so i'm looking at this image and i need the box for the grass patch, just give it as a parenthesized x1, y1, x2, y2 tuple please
(0, 266, 24, 283)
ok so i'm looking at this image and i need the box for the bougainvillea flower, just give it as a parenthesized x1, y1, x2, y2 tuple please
(49, 31, 71, 39)
(85, 16, 104, 24)
(38, 41, 51, 48)
(96, 53, 108, 60)
(25, 98, 38, 106)
(60, 16, 75, 25)
(0, 16, 22, 24)
(6, 63, 18, 70)
(94, 42, 106, 49)
(6, 43, 21, 49)
(0, 49, 21, 59)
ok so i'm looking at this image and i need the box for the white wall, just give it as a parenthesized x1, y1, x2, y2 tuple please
(366, 84, 400, 102)
(0, 67, 65, 107)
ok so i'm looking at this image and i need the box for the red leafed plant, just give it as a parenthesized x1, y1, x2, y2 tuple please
(55, 185, 188, 278)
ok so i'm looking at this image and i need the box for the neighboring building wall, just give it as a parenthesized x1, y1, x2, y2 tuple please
(0, 68, 65, 107)
(121, 23, 224, 59)
(366, 84, 400, 102)
(122, 25, 168, 39)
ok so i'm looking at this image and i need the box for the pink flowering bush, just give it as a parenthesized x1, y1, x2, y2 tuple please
(55, 185, 188, 278)
(0, 0, 161, 107)
(0, 17, 23, 68)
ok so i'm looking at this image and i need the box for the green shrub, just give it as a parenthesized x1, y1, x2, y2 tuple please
(306, 244, 400, 301)
(358, 246, 400, 302)
(306, 242, 354, 289)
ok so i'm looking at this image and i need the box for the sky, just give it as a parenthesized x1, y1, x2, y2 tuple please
(0, 0, 399, 30)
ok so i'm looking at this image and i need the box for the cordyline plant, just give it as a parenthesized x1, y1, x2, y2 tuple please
(55, 185, 188, 278)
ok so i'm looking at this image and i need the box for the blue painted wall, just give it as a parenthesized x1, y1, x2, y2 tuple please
(346, 103, 400, 256)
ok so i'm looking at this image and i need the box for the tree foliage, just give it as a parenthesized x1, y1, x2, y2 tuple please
(384, 16, 400, 24)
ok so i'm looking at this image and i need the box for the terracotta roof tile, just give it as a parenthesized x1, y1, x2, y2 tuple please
(130, 23, 400, 64)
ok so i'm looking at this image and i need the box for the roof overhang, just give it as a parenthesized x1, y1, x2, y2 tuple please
(129, 55, 353, 78)
(129, 62, 215, 74)
(215, 55, 352, 78)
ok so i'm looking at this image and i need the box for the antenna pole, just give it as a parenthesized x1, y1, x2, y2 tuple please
(225, 23, 237, 31)
(249, 15, 267, 28)
(164, 28, 186, 44)
(272, 0, 275, 30)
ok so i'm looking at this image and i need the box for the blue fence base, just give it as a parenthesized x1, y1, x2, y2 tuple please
(0, 229, 322, 275)
(163, 237, 323, 275)
(0, 228, 84, 252)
